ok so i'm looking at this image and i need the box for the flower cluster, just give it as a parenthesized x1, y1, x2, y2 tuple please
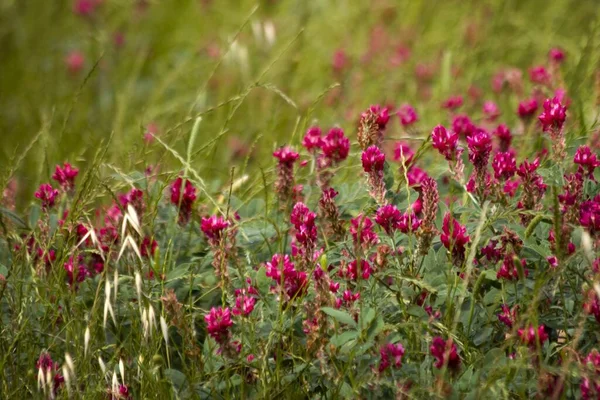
(430, 337, 460, 371)
(362, 145, 387, 204)
(52, 163, 79, 192)
(35, 183, 60, 211)
(440, 213, 470, 266)
(273, 146, 300, 203)
(265, 254, 308, 302)
(378, 343, 405, 373)
(357, 105, 390, 150)
(170, 177, 197, 225)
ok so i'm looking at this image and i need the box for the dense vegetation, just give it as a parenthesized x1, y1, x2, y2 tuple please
(1, 0, 600, 398)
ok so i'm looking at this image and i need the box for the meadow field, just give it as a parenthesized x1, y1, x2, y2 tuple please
(1, 0, 600, 398)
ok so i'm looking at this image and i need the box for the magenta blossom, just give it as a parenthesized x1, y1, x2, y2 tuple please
(205, 307, 233, 343)
(35, 183, 59, 210)
(539, 97, 567, 132)
(529, 65, 551, 85)
(201, 215, 230, 245)
(431, 125, 460, 160)
(498, 304, 518, 328)
(483, 101, 500, 121)
(466, 129, 492, 168)
(340, 259, 372, 281)
(52, 163, 79, 191)
(430, 337, 460, 370)
(517, 324, 549, 348)
(442, 95, 463, 110)
(393, 142, 414, 164)
(407, 166, 429, 186)
(492, 151, 517, 180)
(397, 104, 418, 126)
(452, 114, 476, 138)
(375, 204, 402, 235)
(273, 146, 299, 166)
(574, 145, 599, 178)
(378, 343, 405, 372)
(350, 215, 379, 246)
(440, 213, 470, 264)
(549, 48, 565, 64)
(321, 127, 350, 162)
(302, 126, 323, 152)
(361, 145, 385, 173)
(170, 177, 197, 225)
(517, 98, 539, 119)
(494, 124, 512, 151)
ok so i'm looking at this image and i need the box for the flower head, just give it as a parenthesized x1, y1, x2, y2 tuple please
(431, 125, 459, 160)
(393, 142, 414, 164)
(375, 204, 402, 235)
(497, 304, 518, 328)
(302, 126, 323, 152)
(574, 145, 599, 178)
(430, 337, 460, 370)
(273, 146, 299, 166)
(35, 183, 59, 210)
(361, 145, 385, 173)
(517, 324, 549, 348)
(170, 177, 197, 225)
(539, 97, 567, 132)
(549, 48, 565, 64)
(321, 128, 350, 162)
(452, 115, 476, 138)
(492, 151, 517, 180)
(440, 213, 470, 264)
(52, 163, 79, 192)
(397, 104, 418, 126)
(467, 129, 492, 168)
(205, 307, 233, 343)
(378, 343, 405, 372)
(442, 95, 463, 110)
(529, 65, 551, 85)
(483, 101, 500, 121)
(494, 124, 512, 151)
(201, 215, 230, 245)
(350, 215, 379, 246)
(517, 98, 539, 119)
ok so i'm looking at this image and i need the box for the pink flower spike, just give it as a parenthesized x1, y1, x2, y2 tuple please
(52, 163, 79, 192)
(321, 127, 350, 163)
(393, 142, 414, 164)
(529, 65, 551, 85)
(538, 97, 567, 132)
(431, 125, 459, 160)
(361, 146, 385, 173)
(65, 51, 85, 75)
(201, 215, 230, 245)
(35, 184, 59, 210)
(430, 337, 460, 370)
(442, 95, 463, 111)
(548, 48, 565, 64)
(483, 101, 500, 121)
(273, 146, 299, 166)
(517, 98, 539, 119)
(397, 104, 418, 126)
(302, 126, 323, 153)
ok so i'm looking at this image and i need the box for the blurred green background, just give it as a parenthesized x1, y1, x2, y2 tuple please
(1, 0, 599, 207)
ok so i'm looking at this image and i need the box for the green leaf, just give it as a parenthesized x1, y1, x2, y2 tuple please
(0, 207, 28, 229)
(330, 331, 358, 347)
(321, 307, 357, 328)
(164, 368, 187, 391)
